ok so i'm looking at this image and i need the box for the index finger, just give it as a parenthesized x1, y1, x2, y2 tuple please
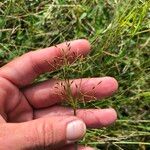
(0, 39, 91, 87)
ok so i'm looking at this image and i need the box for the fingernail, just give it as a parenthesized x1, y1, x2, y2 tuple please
(66, 120, 86, 142)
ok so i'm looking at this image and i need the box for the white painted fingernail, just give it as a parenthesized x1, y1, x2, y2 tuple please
(66, 120, 86, 143)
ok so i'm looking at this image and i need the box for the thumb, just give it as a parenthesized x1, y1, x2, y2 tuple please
(0, 116, 86, 150)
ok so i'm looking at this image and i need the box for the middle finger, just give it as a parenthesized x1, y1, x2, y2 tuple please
(22, 77, 118, 109)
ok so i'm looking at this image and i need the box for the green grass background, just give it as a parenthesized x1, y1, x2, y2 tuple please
(0, 0, 150, 149)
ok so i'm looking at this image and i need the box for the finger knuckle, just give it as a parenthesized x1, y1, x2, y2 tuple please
(36, 119, 54, 149)
(23, 51, 43, 75)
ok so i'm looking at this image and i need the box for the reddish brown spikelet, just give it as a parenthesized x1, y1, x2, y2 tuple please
(60, 91, 65, 96)
(70, 80, 74, 85)
(92, 86, 96, 90)
(97, 81, 102, 85)
(54, 86, 58, 89)
(63, 85, 66, 90)
(75, 84, 78, 89)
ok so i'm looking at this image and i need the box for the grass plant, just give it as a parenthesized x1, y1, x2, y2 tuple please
(0, 0, 150, 149)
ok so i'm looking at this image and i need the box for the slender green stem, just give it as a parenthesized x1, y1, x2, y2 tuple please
(73, 107, 78, 150)
(74, 141, 78, 150)
(73, 107, 77, 116)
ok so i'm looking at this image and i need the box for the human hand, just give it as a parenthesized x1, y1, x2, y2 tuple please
(0, 39, 118, 150)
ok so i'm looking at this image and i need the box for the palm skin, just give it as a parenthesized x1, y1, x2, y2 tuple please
(0, 39, 118, 150)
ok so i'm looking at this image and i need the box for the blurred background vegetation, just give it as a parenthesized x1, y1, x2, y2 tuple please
(0, 0, 150, 149)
